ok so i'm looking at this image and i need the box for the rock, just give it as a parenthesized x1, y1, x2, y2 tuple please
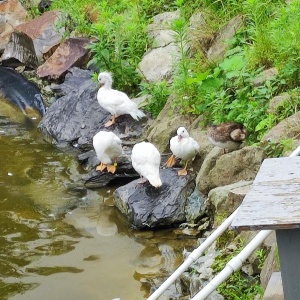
(207, 180, 253, 215)
(78, 149, 139, 188)
(197, 146, 264, 195)
(1, 31, 38, 68)
(188, 11, 213, 54)
(185, 188, 207, 223)
(262, 110, 300, 148)
(113, 168, 195, 229)
(252, 67, 278, 86)
(146, 10, 180, 48)
(138, 44, 181, 83)
(260, 244, 279, 290)
(0, 66, 46, 116)
(0, 0, 27, 52)
(199, 267, 213, 280)
(146, 96, 193, 152)
(207, 15, 244, 63)
(37, 37, 90, 79)
(50, 66, 92, 96)
(242, 263, 254, 276)
(267, 92, 290, 114)
(38, 67, 147, 149)
(16, 10, 65, 62)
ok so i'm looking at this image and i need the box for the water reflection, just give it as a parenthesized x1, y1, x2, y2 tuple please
(0, 99, 197, 300)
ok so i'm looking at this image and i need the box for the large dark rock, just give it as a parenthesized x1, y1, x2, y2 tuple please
(78, 149, 139, 188)
(38, 67, 147, 149)
(114, 168, 196, 229)
(0, 66, 46, 116)
(1, 31, 38, 69)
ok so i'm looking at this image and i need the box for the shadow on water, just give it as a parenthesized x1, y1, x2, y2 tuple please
(0, 98, 198, 300)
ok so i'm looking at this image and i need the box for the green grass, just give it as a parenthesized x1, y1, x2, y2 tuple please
(212, 237, 264, 300)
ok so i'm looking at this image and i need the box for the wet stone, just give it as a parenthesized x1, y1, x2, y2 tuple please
(79, 149, 139, 188)
(113, 168, 196, 229)
(38, 67, 148, 150)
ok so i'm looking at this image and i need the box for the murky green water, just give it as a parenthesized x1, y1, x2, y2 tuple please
(0, 98, 197, 300)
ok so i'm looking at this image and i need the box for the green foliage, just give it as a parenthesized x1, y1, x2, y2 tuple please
(139, 81, 171, 118)
(269, 2, 300, 87)
(19, 0, 41, 18)
(50, 0, 174, 94)
(171, 45, 282, 143)
(261, 138, 296, 158)
(51, 0, 96, 35)
(86, 6, 147, 94)
(212, 239, 263, 300)
(256, 248, 268, 270)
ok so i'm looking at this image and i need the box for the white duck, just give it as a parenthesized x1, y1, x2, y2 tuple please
(166, 127, 200, 176)
(97, 72, 146, 127)
(131, 141, 162, 188)
(92, 131, 123, 173)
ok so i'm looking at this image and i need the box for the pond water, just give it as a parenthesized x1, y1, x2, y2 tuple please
(0, 97, 197, 300)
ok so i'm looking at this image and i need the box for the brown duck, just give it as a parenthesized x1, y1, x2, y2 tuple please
(207, 122, 247, 152)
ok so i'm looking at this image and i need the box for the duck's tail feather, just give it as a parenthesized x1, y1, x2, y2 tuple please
(130, 109, 146, 121)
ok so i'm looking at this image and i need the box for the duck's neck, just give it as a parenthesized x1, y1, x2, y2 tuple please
(102, 81, 112, 89)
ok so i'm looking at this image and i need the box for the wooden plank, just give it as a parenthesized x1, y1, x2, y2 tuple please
(263, 272, 284, 300)
(231, 157, 300, 230)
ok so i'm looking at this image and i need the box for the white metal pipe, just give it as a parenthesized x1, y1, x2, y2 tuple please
(289, 144, 300, 157)
(191, 230, 272, 300)
(147, 208, 239, 300)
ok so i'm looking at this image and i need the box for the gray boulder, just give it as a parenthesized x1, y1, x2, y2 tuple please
(197, 146, 264, 195)
(114, 168, 196, 229)
(262, 110, 300, 155)
(207, 15, 244, 63)
(207, 180, 253, 216)
(38, 67, 148, 149)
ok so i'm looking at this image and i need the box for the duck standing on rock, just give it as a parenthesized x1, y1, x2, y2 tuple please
(92, 130, 123, 173)
(165, 127, 200, 176)
(131, 141, 162, 188)
(207, 122, 247, 153)
(97, 72, 146, 127)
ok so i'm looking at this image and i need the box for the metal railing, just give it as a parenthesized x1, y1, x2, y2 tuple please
(147, 144, 300, 300)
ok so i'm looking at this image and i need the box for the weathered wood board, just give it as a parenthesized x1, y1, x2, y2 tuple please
(231, 157, 300, 230)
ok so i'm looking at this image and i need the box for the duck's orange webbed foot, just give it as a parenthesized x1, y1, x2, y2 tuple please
(96, 162, 107, 171)
(165, 155, 176, 167)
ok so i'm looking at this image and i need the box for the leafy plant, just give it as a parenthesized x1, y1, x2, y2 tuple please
(139, 81, 171, 117)
(19, 0, 41, 18)
(256, 248, 268, 270)
(212, 238, 263, 300)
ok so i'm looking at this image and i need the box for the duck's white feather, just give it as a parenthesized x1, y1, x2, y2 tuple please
(131, 141, 162, 188)
(170, 127, 200, 161)
(97, 72, 145, 120)
(93, 131, 123, 165)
